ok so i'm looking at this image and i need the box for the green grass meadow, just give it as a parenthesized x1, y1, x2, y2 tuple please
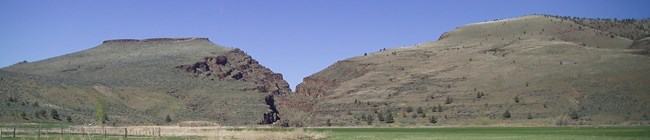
(308, 126, 650, 140)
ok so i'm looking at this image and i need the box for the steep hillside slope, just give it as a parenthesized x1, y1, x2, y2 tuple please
(0, 38, 290, 125)
(287, 15, 650, 126)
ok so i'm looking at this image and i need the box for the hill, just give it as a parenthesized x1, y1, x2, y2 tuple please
(283, 15, 650, 126)
(0, 38, 290, 126)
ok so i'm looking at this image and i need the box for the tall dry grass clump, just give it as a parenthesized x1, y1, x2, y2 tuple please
(231, 128, 328, 140)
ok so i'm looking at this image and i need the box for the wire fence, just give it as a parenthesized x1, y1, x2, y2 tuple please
(0, 126, 163, 138)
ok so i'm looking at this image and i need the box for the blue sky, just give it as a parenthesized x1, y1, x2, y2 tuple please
(1, 0, 649, 90)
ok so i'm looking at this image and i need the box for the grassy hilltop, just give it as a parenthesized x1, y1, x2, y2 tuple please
(0, 38, 288, 126)
(285, 15, 650, 127)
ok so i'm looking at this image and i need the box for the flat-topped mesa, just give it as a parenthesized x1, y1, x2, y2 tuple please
(102, 38, 210, 44)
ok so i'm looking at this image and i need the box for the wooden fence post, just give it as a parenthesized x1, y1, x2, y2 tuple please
(124, 128, 127, 138)
(13, 127, 15, 138)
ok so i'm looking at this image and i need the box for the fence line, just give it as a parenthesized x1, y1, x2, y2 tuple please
(0, 126, 164, 138)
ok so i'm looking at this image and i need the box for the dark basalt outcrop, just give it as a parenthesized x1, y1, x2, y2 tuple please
(176, 48, 292, 95)
(260, 95, 280, 124)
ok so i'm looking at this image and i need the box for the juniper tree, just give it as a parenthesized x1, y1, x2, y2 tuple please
(165, 115, 172, 123)
(366, 114, 374, 125)
(445, 96, 453, 104)
(326, 119, 332, 126)
(514, 96, 520, 103)
(20, 112, 27, 119)
(429, 116, 438, 124)
(377, 112, 385, 122)
(503, 110, 512, 119)
(50, 109, 60, 120)
(385, 113, 395, 123)
(406, 106, 414, 113)
(569, 110, 579, 120)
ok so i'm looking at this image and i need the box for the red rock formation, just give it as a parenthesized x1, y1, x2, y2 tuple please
(295, 77, 338, 97)
(176, 48, 291, 95)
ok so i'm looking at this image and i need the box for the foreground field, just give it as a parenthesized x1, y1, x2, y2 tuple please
(1, 125, 649, 139)
(309, 126, 650, 140)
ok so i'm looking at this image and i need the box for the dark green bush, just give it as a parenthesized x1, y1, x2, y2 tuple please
(385, 113, 395, 123)
(569, 110, 579, 120)
(51, 109, 60, 120)
(503, 110, 511, 119)
(406, 106, 414, 113)
(445, 96, 453, 104)
(429, 116, 437, 124)
(165, 115, 172, 122)
(514, 96, 520, 103)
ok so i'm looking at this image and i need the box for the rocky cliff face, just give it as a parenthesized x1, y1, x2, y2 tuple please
(295, 77, 338, 97)
(176, 48, 291, 95)
(175, 48, 291, 124)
